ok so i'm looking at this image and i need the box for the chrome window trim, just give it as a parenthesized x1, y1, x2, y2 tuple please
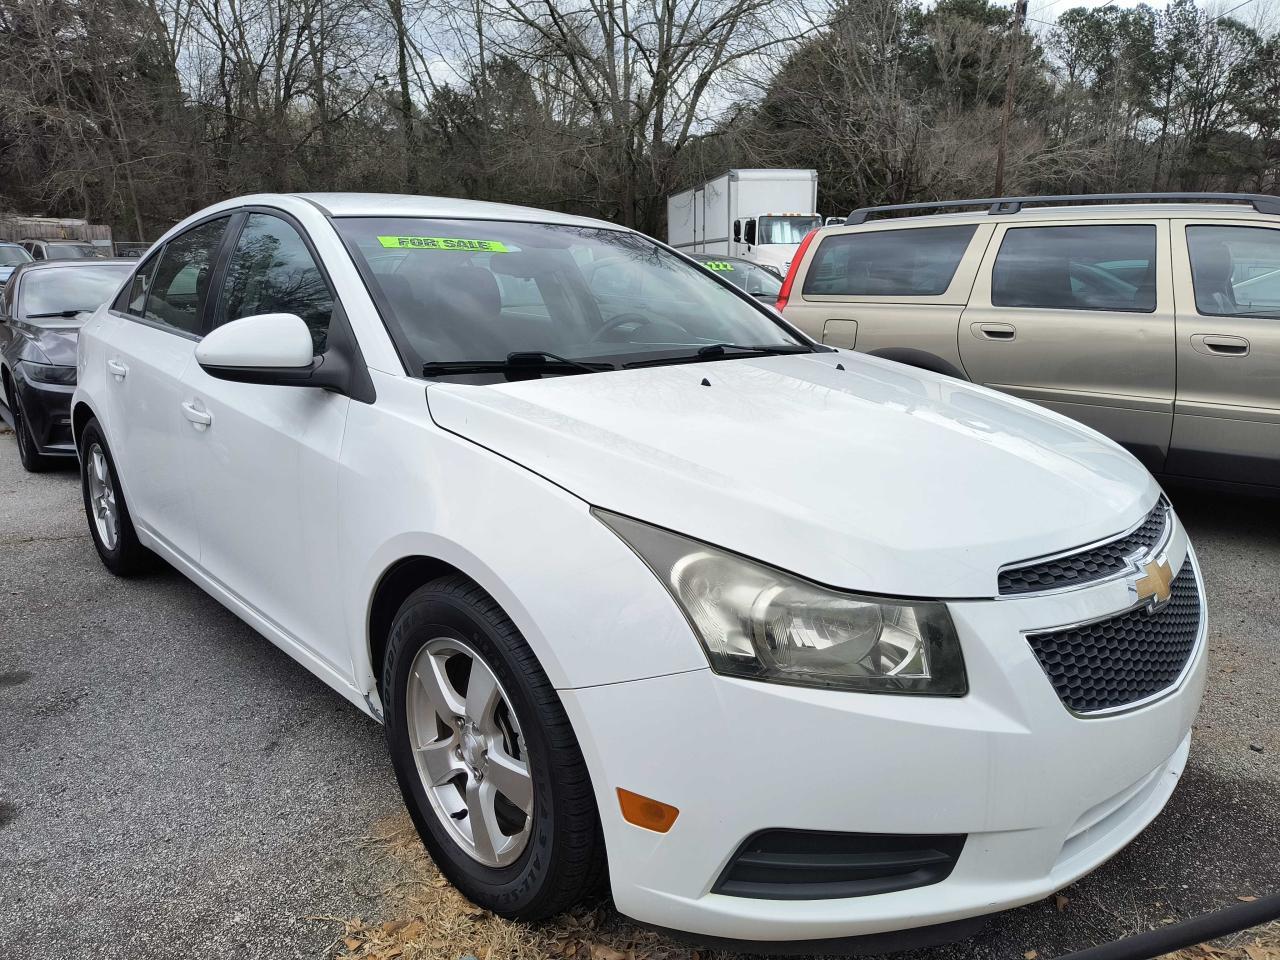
(995, 497, 1172, 599)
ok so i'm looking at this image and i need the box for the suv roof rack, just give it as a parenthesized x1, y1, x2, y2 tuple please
(844, 192, 1280, 225)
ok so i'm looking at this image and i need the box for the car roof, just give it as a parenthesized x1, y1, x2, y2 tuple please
(22, 237, 98, 244)
(12, 258, 133, 273)
(292, 192, 623, 231)
(835, 203, 1275, 231)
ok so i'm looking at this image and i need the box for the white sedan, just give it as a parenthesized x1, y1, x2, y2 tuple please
(71, 193, 1206, 948)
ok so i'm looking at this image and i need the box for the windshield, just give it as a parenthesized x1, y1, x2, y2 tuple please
(336, 218, 805, 376)
(693, 257, 783, 297)
(20, 263, 131, 320)
(0, 246, 32, 267)
(758, 217, 821, 245)
(45, 243, 100, 260)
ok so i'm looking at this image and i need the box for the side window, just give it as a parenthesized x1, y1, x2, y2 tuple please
(1187, 225, 1280, 319)
(215, 213, 333, 353)
(143, 217, 230, 334)
(116, 253, 162, 315)
(802, 225, 978, 297)
(991, 225, 1157, 313)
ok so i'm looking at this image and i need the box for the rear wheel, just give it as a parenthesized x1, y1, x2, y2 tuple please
(78, 419, 152, 576)
(383, 576, 607, 920)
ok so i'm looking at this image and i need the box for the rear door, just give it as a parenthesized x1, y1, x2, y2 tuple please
(1167, 219, 1280, 485)
(783, 222, 990, 361)
(957, 219, 1174, 472)
(99, 215, 232, 562)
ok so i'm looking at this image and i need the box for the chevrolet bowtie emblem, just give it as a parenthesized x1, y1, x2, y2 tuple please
(1134, 555, 1174, 608)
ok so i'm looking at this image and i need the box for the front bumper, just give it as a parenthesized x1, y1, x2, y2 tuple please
(561, 540, 1206, 942)
(12, 374, 76, 456)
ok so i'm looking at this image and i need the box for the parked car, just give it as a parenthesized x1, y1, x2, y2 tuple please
(777, 192, 1280, 489)
(687, 252, 783, 301)
(21, 238, 104, 261)
(71, 193, 1205, 949)
(0, 241, 33, 286)
(0, 259, 133, 470)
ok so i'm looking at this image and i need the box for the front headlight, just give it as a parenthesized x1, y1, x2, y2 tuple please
(597, 510, 966, 695)
(19, 361, 77, 385)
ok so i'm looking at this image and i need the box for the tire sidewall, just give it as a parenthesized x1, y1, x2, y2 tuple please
(78, 421, 130, 569)
(383, 591, 559, 915)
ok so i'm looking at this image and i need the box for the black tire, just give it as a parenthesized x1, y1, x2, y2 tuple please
(10, 390, 54, 473)
(383, 575, 607, 921)
(78, 418, 152, 576)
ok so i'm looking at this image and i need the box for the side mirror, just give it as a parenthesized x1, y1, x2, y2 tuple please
(744, 219, 757, 247)
(733, 220, 742, 244)
(196, 313, 321, 387)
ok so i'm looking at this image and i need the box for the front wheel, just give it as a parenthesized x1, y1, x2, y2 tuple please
(11, 391, 54, 473)
(382, 576, 607, 920)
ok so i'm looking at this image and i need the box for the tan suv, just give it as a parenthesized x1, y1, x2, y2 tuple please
(777, 193, 1280, 488)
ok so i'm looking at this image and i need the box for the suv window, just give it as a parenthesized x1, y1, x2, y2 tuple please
(215, 213, 333, 353)
(992, 225, 1157, 313)
(1187, 225, 1280, 319)
(802, 225, 977, 298)
(142, 217, 231, 334)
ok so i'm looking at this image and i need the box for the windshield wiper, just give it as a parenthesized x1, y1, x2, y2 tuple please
(623, 343, 812, 369)
(25, 309, 92, 319)
(422, 351, 618, 378)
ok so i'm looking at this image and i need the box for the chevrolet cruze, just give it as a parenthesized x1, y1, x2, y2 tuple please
(72, 194, 1207, 948)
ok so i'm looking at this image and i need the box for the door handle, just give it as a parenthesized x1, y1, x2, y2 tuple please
(181, 400, 212, 430)
(107, 359, 129, 381)
(971, 322, 1017, 341)
(1190, 334, 1249, 357)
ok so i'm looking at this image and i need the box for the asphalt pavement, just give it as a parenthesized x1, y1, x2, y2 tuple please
(1, 427, 1277, 959)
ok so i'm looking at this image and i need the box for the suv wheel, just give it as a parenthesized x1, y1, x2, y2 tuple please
(383, 576, 607, 920)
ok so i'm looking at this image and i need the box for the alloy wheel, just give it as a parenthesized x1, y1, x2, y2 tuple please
(406, 637, 534, 867)
(86, 442, 120, 551)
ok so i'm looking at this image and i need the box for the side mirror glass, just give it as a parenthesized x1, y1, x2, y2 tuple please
(744, 219, 757, 247)
(733, 220, 742, 244)
(196, 313, 316, 385)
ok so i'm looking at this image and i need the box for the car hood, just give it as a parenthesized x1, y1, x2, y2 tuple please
(426, 352, 1159, 598)
(10, 318, 83, 366)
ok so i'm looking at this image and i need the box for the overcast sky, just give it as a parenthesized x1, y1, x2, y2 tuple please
(1021, 0, 1278, 29)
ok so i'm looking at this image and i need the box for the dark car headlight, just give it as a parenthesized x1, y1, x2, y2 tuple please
(596, 509, 967, 696)
(18, 361, 77, 385)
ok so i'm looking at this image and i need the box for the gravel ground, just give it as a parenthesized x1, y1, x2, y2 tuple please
(0, 426, 1277, 960)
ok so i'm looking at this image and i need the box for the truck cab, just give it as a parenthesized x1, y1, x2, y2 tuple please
(733, 213, 823, 275)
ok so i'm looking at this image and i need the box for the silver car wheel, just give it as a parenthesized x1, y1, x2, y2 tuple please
(86, 443, 119, 551)
(407, 637, 534, 868)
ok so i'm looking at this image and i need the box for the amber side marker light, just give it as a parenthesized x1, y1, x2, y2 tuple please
(617, 788, 680, 833)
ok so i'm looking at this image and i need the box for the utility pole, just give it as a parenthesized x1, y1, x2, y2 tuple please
(994, 0, 1029, 196)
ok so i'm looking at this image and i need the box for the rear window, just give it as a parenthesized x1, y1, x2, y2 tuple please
(991, 225, 1157, 313)
(802, 225, 977, 298)
(1187, 225, 1280, 319)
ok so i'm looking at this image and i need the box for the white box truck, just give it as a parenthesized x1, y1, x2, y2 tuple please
(666, 169, 820, 276)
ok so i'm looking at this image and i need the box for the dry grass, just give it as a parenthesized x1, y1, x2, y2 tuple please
(321, 814, 1280, 960)
(320, 813, 707, 960)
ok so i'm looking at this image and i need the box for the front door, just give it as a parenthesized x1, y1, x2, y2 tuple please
(100, 215, 231, 563)
(1167, 220, 1280, 485)
(179, 210, 351, 671)
(958, 219, 1175, 472)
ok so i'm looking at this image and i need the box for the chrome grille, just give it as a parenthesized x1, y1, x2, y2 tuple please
(1025, 560, 1200, 714)
(999, 498, 1170, 596)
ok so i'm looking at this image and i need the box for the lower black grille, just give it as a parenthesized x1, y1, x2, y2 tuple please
(713, 830, 966, 900)
(1026, 561, 1200, 714)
